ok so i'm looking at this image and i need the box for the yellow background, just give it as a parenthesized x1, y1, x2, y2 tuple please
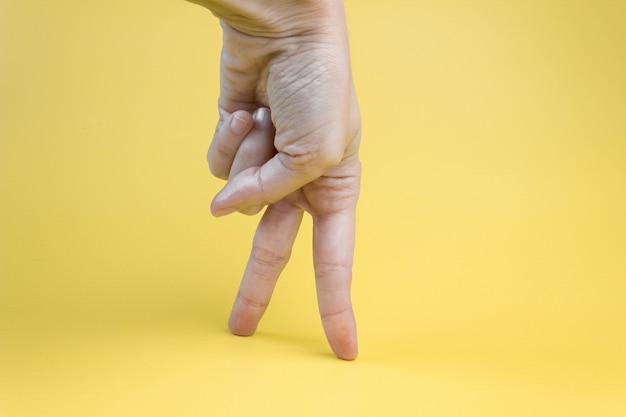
(1, 0, 625, 416)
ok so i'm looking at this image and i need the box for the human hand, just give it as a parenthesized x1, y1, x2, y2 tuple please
(190, 0, 361, 360)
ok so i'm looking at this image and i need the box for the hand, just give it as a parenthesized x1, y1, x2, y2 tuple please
(191, 0, 361, 360)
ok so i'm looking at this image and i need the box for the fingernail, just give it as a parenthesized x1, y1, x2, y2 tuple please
(230, 114, 248, 135)
(253, 107, 271, 128)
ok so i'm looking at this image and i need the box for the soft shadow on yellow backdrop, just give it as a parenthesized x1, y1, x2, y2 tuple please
(1, 0, 624, 416)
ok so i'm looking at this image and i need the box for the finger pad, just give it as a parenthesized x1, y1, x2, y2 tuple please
(323, 314, 358, 360)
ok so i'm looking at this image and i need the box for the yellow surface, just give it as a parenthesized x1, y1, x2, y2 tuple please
(1, 0, 625, 416)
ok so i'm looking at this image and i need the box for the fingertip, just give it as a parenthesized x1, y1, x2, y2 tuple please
(210, 195, 235, 217)
(330, 332, 359, 361)
(211, 166, 266, 216)
(322, 312, 358, 360)
(210, 182, 238, 217)
(338, 349, 358, 361)
(228, 306, 259, 336)
(228, 318, 256, 337)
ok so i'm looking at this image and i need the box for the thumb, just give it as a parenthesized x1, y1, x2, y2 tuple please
(211, 148, 340, 216)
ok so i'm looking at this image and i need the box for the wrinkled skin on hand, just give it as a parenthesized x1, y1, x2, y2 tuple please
(189, 0, 361, 360)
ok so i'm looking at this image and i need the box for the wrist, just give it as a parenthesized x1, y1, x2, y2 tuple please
(187, 0, 344, 38)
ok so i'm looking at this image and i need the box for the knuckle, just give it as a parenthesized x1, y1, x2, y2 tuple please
(320, 306, 352, 321)
(315, 261, 352, 280)
(213, 139, 235, 163)
(250, 245, 289, 271)
(279, 146, 343, 176)
(237, 292, 269, 310)
(316, 147, 343, 169)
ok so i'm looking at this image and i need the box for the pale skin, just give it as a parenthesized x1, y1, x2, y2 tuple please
(187, 0, 361, 360)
